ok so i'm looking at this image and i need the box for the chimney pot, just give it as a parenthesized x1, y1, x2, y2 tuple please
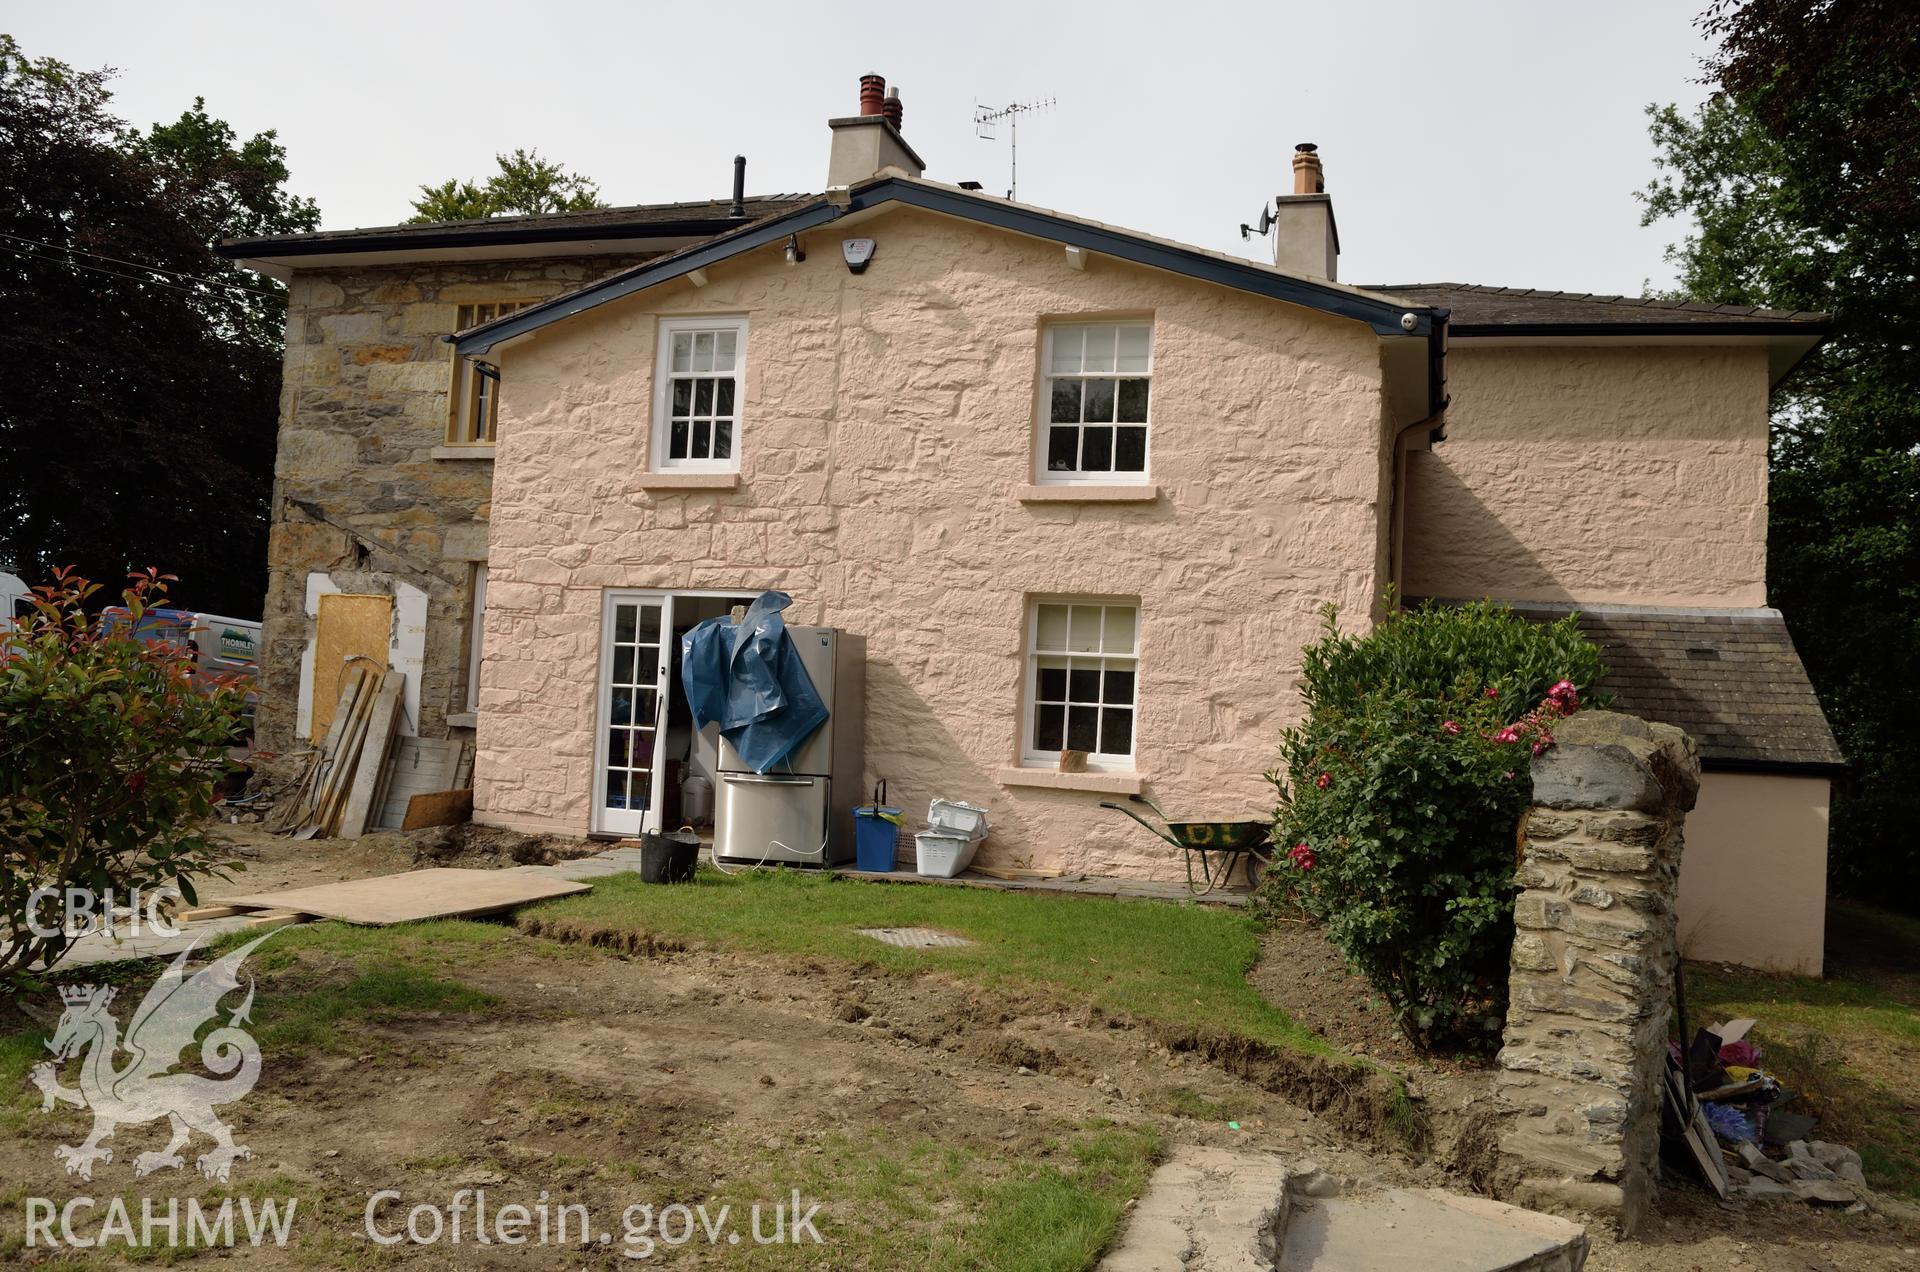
(1292, 143, 1325, 195)
(859, 74, 886, 116)
(881, 86, 903, 129)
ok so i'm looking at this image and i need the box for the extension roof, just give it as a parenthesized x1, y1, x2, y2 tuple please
(1370, 283, 1829, 336)
(1374, 283, 1828, 386)
(214, 195, 817, 279)
(1497, 601, 1844, 772)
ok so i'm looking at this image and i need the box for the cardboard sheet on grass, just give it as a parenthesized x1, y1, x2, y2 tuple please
(221, 868, 588, 926)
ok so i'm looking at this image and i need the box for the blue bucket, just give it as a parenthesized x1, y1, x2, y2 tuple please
(854, 807, 901, 872)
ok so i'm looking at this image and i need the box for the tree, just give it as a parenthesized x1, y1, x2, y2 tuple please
(0, 35, 319, 618)
(409, 148, 604, 222)
(1640, 0, 1920, 903)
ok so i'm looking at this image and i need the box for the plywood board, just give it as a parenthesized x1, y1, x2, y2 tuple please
(340, 670, 406, 837)
(402, 789, 475, 830)
(312, 594, 391, 739)
(221, 868, 589, 926)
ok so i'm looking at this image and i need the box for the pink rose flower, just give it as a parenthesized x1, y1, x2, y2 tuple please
(1441, 720, 1463, 737)
(1315, 772, 1331, 789)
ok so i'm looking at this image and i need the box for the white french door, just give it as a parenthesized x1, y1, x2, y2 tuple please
(594, 592, 671, 836)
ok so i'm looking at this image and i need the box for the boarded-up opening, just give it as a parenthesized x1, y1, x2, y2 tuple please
(312, 593, 391, 740)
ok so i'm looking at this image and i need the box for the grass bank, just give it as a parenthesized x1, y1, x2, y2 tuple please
(521, 867, 1329, 1055)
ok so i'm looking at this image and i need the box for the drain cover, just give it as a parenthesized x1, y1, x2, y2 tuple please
(857, 927, 972, 949)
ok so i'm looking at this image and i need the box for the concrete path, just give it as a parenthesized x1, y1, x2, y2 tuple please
(1101, 1146, 1588, 1272)
(43, 914, 257, 971)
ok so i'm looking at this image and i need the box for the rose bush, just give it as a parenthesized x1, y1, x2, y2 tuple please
(1259, 601, 1605, 1051)
(1, 569, 247, 989)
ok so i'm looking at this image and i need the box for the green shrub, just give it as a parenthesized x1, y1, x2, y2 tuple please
(1260, 601, 1606, 1052)
(1, 569, 247, 989)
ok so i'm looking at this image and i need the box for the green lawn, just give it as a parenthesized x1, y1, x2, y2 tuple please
(519, 867, 1333, 1059)
(1686, 900, 1920, 1200)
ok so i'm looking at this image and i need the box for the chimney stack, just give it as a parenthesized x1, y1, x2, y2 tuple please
(1272, 142, 1339, 281)
(827, 73, 926, 187)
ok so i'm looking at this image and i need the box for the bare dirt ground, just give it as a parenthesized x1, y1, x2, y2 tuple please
(7, 829, 1913, 1267)
(196, 821, 600, 898)
(5, 933, 1433, 1267)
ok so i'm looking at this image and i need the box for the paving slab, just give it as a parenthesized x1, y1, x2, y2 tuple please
(1280, 1188, 1588, 1272)
(1103, 1147, 1587, 1272)
(1101, 1146, 1289, 1271)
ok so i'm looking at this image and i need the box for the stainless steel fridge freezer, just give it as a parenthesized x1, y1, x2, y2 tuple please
(713, 626, 865, 866)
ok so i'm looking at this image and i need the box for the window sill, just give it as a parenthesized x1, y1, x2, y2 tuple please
(1018, 484, 1159, 503)
(634, 472, 741, 491)
(996, 766, 1145, 795)
(445, 711, 478, 729)
(431, 445, 495, 461)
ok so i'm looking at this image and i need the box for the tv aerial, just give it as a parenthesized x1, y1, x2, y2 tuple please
(973, 97, 1055, 200)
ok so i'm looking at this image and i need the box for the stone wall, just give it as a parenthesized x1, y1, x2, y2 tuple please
(1497, 711, 1701, 1236)
(257, 254, 652, 751)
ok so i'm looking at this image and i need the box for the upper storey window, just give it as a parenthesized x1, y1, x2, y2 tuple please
(448, 301, 536, 445)
(653, 317, 746, 472)
(1040, 321, 1152, 484)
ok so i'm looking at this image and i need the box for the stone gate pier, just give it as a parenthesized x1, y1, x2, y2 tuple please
(1497, 711, 1701, 1235)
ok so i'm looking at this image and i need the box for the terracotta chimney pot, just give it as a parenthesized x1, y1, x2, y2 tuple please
(859, 74, 886, 117)
(881, 86, 903, 129)
(1292, 143, 1324, 195)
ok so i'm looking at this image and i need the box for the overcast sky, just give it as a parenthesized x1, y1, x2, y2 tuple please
(6, 1, 1717, 295)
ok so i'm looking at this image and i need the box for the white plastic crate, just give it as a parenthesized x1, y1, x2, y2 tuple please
(928, 798, 990, 838)
(914, 830, 980, 879)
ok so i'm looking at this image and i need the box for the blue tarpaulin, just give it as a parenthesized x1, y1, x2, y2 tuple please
(679, 591, 829, 774)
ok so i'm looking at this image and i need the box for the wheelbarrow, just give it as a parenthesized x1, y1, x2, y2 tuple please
(1098, 794, 1273, 896)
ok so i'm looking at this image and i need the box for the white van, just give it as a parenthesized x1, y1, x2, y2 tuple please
(0, 571, 30, 637)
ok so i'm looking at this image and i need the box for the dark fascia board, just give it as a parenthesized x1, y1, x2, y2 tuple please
(214, 215, 774, 262)
(863, 182, 1428, 338)
(1449, 319, 1828, 389)
(1448, 319, 1829, 339)
(1700, 755, 1847, 778)
(457, 178, 1440, 370)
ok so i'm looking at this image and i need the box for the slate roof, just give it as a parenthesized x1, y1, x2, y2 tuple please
(454, 177, 1447, 358)
(1501, 602, 1845, 771)
(217, 195, 818, 258)
(1366, 283, 1828, 334)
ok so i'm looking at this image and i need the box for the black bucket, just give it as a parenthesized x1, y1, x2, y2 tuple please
(638, 830, 701, 883)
